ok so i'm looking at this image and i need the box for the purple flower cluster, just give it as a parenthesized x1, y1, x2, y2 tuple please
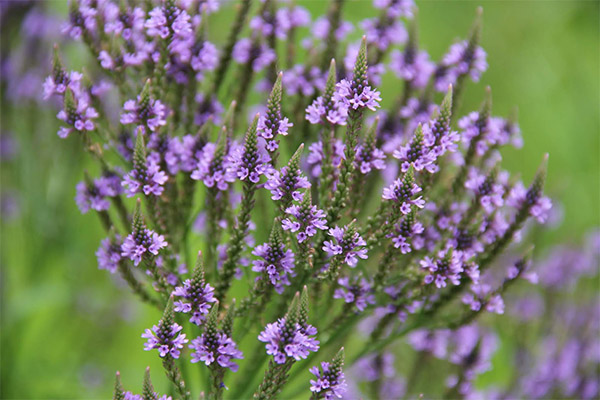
(142, 322, 188, 359)
(56, 94, 98, 138)
(120, 96, 167, 133)
(43, 70, 82, 100)
(229, 139, 271, 183)
(354, 143, 386, 174)
(323, 226, 368, 268)
(382, 177, 425, 214)
(305, 95, 349, 126)
(420, 246, 478, 288)
(189, 332, 243, 372)
(361, 17, 407, 52)
(507, 181, 552, 223)
(122, 158, 168, 197)
(252, 242, 295, 294)
(333, 78, 381, 112)
(191, 142, 237, 190)
(96, 235, 122, 274)
(388, 215, 424, 254)
(434, 40, 487, 92)
(264, 166, 311, 202)
(258, 317, 319, 364)
(75, 172, 123, 213)
(464, 167, 505, 214)
(306, 139, 345, 178)
(333, 276, 375, 312)
(390, 48, 434, 89)
(283, 65, 325, 97)
(282, 203, 328, 243)
(309, 361, 347, 399)
(173, 279, 217, 326)
(121, 228, 167, 266)
(232, 38, 275, 72)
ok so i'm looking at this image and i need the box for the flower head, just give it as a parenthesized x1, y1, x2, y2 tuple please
(309, 349, 347, 399)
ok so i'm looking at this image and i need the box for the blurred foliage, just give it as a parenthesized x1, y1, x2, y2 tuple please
(1, 0, 598, 398)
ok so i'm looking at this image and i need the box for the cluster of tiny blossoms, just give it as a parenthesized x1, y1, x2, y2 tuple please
(33, 0, 578, 398)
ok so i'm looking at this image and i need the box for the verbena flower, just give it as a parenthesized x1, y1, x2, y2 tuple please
(264, 165, 311, 203)
(232, 38, 275, 71)
(142, 322, 188, 359)
(306, 139, 345, 178)
(420, 246, 476, 288)
(333, 78, 381, 112)
(282, 203, 328, 243)
(120, 95, 167, 133)
(121, 211, 168, 267)
(75, 172, 123, 213)
(252, 241, 296, 294)
(189, 332, 243, 372)
(191, 141, 237, 190)
(96, 235, 122, 274)
(323, 226, 368, 268)
(56, 91, 98, 138)
(173, 277, 216, 326)
(258, 317, 319, 364)
(382, 173, 425, 214)
(333, 276, 375, 312)
(508, 181, 552, 223)
(122, 158, 168, 197)
(309, 358, 347, 399)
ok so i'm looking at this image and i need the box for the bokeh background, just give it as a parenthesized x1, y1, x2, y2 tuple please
(1, 0, 598, 398)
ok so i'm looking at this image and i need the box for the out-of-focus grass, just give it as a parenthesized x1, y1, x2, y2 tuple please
(1, 1, 598, 398)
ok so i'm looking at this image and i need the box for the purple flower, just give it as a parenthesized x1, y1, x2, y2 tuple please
(122, 158, 168, 197)
(43, 70, 82, 100)
(258, 317, 319, 364)
(121, 228, 167, 266)
(306, 95, 349, 126)
(190, 332, 243, 372)
(264, 166, 311, 203)
(252, 242, 295, 294)
(63, 0, 97, 39)
(354, 143, 386, 174)
(435, 40, 487, 92)
(381, 177, 425, 214)
(464, 168, 505, 214)
(283, 65, 326, 97)
(232, 38, 276, 71)
(310, 17, 354, 43)
(388, 214, 424, 254)
(142, 322, 188, 359)
(228, 138, 271, 183)
(390, 48, 434, 88)
(191, 142, 237, 190)
(275, 6, 311, 38)
(56, 96, 98, 139)
(323, 226, 368, 268)
(420, 247, 467, 288)
(333, 78, 381, 112)
(306, 139, 345, 178)
(75, 172, 123, 214)
(507, 181, 552, 223)
(333, 276, 375, 312)
(96, 235, 122, 274)
(194, 94, 224, 126)
(120, 96, 167, 133)
(310, 361, 347, 399)
(282, 204, 328, 243)
(360, 17, 407, 51)
(173, 278, 216, 326)
(373, 0, 415, 18)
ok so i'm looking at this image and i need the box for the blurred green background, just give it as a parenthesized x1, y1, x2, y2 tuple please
(1, 0, 598, 398)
